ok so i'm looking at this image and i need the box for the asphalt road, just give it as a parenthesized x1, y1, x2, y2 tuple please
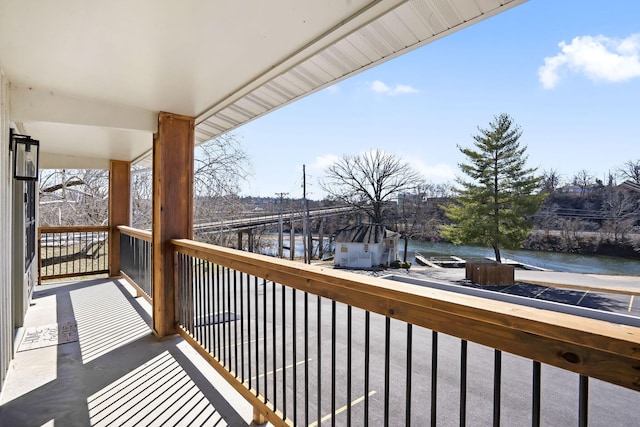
(195, 274, 640, 426)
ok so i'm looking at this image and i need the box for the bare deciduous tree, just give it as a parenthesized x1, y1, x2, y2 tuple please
(39, 169, 109, 226)
(600, 186, 640, 245)
(542, 168, 562, 193)
(572, 169, 593, 195)
(40, 133, 252, 232)
(194, 133, 252, 197)
(618, 159, 640, 184)
(321, 149, 422, 224)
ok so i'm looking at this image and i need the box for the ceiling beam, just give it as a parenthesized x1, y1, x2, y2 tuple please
(10, 85, 157, 133)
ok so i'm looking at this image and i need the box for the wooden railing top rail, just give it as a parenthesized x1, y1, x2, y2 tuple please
(117, 225, 152, 242)
(172, 238, 640, 392)
(39, 225, 109, 234)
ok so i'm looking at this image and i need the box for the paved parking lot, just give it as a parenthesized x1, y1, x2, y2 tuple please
(466, 281, 640, 316)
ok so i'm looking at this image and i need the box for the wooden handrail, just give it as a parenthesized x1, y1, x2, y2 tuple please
(117, 225, 152, 242)
(39, 225, 109, 234)
(172, 238, 640, 392)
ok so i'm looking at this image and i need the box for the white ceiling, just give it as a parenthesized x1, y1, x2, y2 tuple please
(0, 0, 527, 169)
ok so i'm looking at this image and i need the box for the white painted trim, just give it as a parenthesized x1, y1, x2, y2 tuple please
(10, 85, 157, 132)
(39, 153, 110, 170)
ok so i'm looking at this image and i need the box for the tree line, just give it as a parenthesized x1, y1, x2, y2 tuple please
(320, 114, 640, 261)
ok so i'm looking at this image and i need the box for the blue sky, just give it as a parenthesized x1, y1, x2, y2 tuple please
(235, 0, 640, 199)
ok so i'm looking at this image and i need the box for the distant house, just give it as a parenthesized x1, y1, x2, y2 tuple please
(619, 180, 640, 194)
(333, 224, 399, 269)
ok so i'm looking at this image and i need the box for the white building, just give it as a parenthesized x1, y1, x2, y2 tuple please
(334, 224, 399, 269)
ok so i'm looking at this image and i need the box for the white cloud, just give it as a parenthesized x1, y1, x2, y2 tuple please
(539, 34, 640, 89)
(408, 158, 457, 183)
(308, 153, 341, 174)
(370, 80, 419, 95)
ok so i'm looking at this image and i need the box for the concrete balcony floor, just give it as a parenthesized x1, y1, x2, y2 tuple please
(0, 278, 259, 427)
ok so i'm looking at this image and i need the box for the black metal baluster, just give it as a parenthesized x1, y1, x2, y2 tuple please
(240, 271, 245, 383)
(199, 259, 205, 343)
(253, 276, 259, 397)
(317, 295, 322, 427)
(181, 255, 187, 330)
(246, 273, 252, 391)
(71, 232, 75, 275)
(65, 231, 69, 275)
(176, 254, 182, 325)
(182, 255, 187, 331)
(332, 300, 337, 427)
(227, 267, 232, 372)
(206, 261, 212, 353)
(493, 350, 502, 427)
(263, 278, 268, 403)
(532, 361, 541, 427)
(190, 256, 195, 333)
(216, 265, 224, 366)
(431, 331, 438, 427)
(364, 311, 370, 427)
(293, 287, 297, 426)
(579, 375, 589, 427)
(184, 255, 188, 330)
(305, 292, 309, 427)
(222, 266, 227, 367)
(272, 280, 277, 411)
(384, 317, 391, 427)
(347, 305, 352, 426)
(234, 270, 239, 378)
(460, 340, 468, 427)
(282, 284, 287, 421)
(190, 256, 194, 332)
(193, 259, 199, 341)
(406, 324, 413, 427)
(217, 264, 222, 362)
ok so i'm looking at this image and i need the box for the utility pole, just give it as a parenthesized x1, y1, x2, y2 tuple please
(275, 192, 288, 258)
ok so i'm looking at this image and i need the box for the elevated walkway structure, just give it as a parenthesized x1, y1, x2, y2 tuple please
(194, 205, 353, 233)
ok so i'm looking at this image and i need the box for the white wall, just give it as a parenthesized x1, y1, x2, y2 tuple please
(335, 242, 375, 268)
(0, 69, 13, 393)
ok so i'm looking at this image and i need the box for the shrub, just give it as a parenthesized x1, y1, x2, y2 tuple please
(391, 260, 412, 269)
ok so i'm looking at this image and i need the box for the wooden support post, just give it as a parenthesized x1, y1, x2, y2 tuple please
(318, 217, 325, 260)
(152, 112, 194, 338)
(290, 220, 295, 260)
(247, 229, 254, 253)
(278, 215, 284, 258)
(108, 160, 130, 277)
(253, 407, 266, 425)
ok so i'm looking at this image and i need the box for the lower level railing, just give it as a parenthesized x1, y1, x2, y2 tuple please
(38, 226, 109, 283)
(172, 239, 640, 427)
(118, 225, 152, 301)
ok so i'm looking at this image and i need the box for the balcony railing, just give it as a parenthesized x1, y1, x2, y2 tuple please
(38, 225, 109, 283)
(33, 225, 640, 425)
(171, 238, 640, 427)
(118, 225, 152, 302)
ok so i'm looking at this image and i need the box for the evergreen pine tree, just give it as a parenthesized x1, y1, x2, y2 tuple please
(441, 114, 545, 262)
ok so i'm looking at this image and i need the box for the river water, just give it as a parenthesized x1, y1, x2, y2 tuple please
(405, 241, 640, 276)
(260, 233, 640, 276)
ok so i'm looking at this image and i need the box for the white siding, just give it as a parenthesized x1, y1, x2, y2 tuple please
(0, 69, 13, 392)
